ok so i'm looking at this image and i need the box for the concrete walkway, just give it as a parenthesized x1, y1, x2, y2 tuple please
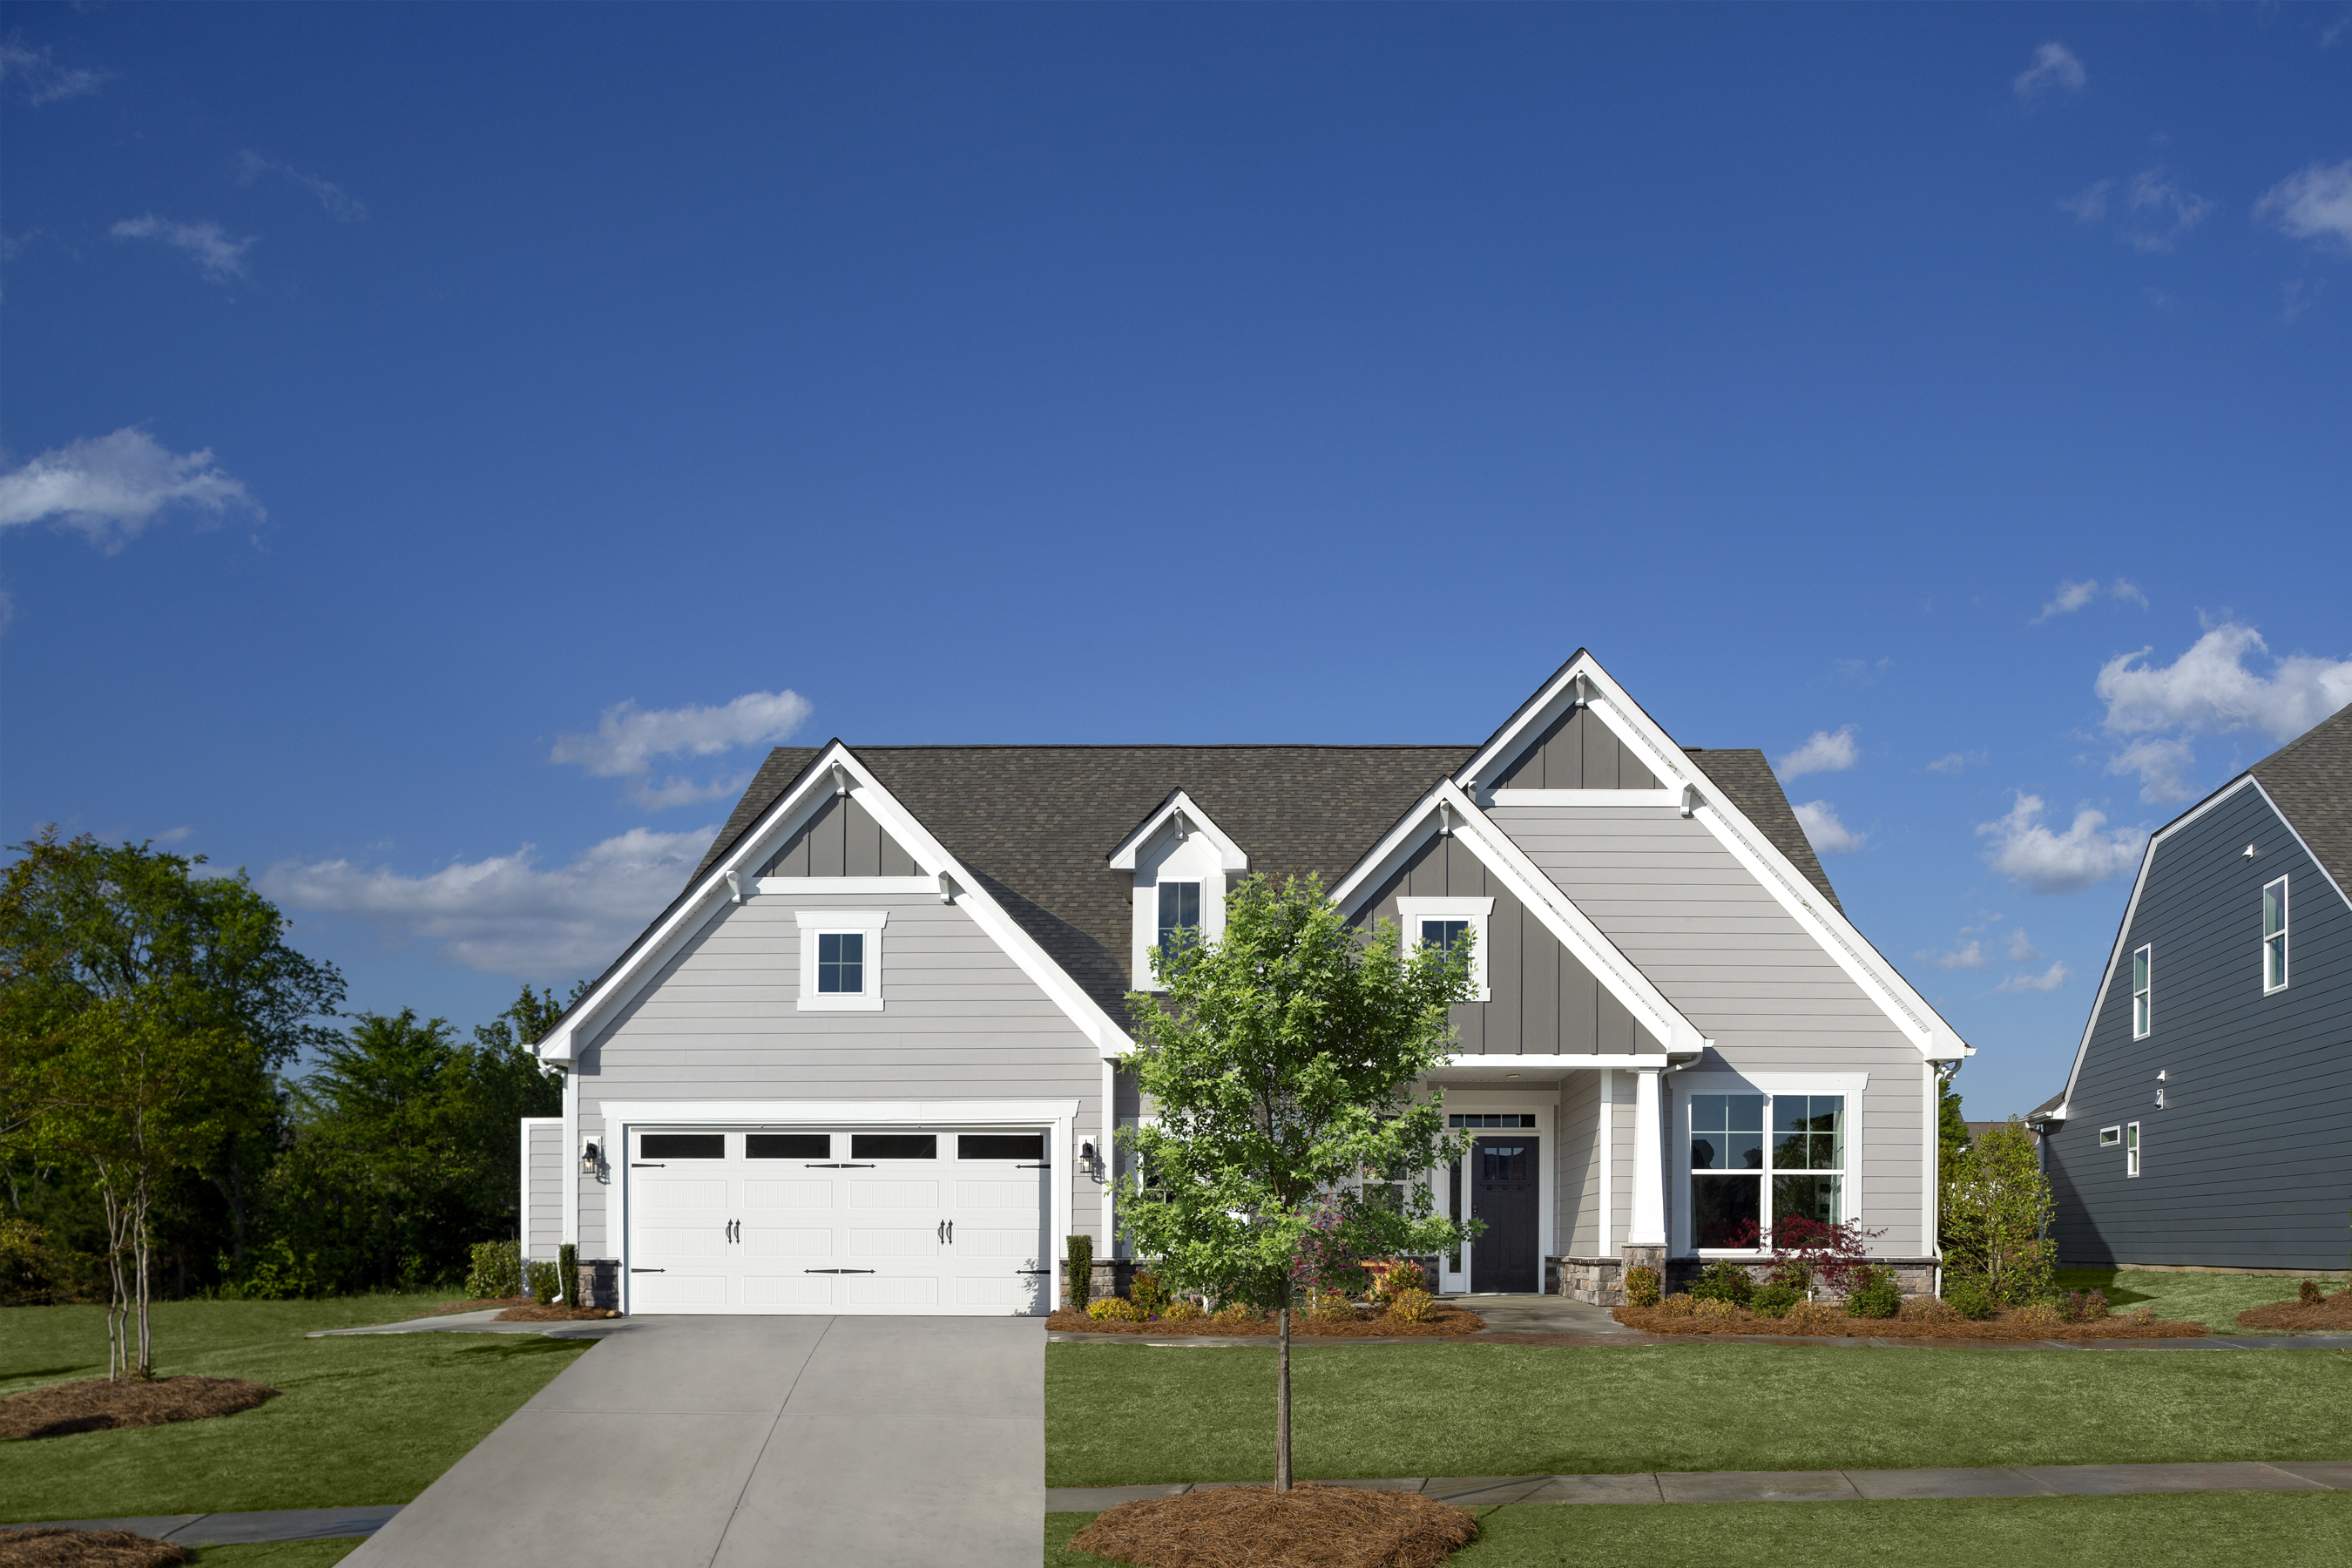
(342, 1315, 1042, 1568)
(1050, 1459, 2352, 1511)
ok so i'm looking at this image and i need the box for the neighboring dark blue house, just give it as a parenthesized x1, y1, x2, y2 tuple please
(2032, 703, 2352, 1272)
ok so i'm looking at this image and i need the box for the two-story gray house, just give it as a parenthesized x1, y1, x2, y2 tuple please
(519, 652, 1971, 1313)
(2031, 702, 2352, 1272)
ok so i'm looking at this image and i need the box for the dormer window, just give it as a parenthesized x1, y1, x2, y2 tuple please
(1108, 790, 1249, 990)
(1158, 881, 1202, 958)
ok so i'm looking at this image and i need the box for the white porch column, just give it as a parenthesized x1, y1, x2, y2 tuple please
(1596, 1070, 1614, 1257)
(1628, 1066, 1666, 1247)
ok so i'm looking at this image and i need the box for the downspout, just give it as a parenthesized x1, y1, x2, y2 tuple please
(1100, 1053, 1119, 1267)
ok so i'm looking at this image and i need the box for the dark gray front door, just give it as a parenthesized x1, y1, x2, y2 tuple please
(1470, 1135, 1538, 1293)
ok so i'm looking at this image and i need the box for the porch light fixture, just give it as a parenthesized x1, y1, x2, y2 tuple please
(579, 1139, 601, 1175)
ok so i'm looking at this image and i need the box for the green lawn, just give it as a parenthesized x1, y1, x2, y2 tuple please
(1048, 1492, 2352, 1568)
(1, 1297, 591, 1523)
(2054, 1267, 2339, 1333)
(1045, 1342, 2352, 1486)
(195, 1543, 364, 1566)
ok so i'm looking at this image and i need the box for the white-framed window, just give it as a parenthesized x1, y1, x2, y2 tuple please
(2263, 875, 2289, 993)
(2131, 944, 2153, 1038)
(2099, 1125, 2121, 1148)
(1396, 896, 1496, 1002)
(794, 909, 887, 1011)
(2126, 1120, 2140, 1178)
(1689, 1092, 1846, 1247)
(1157, 881, 1202, 961)
(1113, 794, 1247, 990)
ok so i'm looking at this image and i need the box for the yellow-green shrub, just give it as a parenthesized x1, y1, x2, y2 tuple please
(1387, 1288, 1437, 1323)
(1087, 1295, 1145, 1322)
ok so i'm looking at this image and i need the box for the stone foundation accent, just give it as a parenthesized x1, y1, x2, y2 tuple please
(1559, 1256, 1625, 1305)
(1084, 1259, 1137, 1302)
(580, 1259, 620, 1309)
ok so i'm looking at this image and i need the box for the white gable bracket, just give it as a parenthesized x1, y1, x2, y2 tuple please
(1107, 790, 1249, 874)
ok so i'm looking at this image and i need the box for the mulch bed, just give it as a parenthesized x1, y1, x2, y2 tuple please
(1070, 1484, 1478, 1568)
(493, 1302, 620, 1321)
(1611, 1305, 2207, 1339)
(1047, 1307, 1485, 1338)
(2236, 1286, 2352, 1333)
(0, 1529, 193, 1566)
(0, 1375, 280, 1442)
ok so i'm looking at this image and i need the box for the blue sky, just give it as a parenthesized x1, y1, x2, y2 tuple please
(3, 4, 2348, 1119)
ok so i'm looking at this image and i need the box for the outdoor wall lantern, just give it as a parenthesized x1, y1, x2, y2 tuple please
(580, 1139, 602, 1175)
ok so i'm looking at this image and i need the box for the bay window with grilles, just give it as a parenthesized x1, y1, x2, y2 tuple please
(1690, 1092, 1846, 1248)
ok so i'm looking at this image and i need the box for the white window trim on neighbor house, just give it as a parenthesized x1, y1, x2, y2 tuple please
(794, 909, 887, 1011)
(1112, 793, 1247, 990)
(2132, 944, 2153, 1038)
(2263, 875, 2289, 993)
(1671, 1071, 1869, 1255)
(2126, 1120, 2141, 1177)
(1396, 896, 1497, 1002)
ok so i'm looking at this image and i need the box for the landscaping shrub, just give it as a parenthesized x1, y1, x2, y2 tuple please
(2010, 1302, 2064, 1330)
(2300, 1279, 2325, 1306)
(1693, 1296, 1740, 1321)
(465, 1240, 524, 1301)
(1767, 1259, 1814, 1294)
(1689, 1260, 1755, 1307)
(215, 1238, 322, 1301)
(1623, 1265, 1660, 1308)
(2061, 1288, 2112, 1323)
(1386, 1288, 1437, 1324)
(1308, 1291, 1361, 1324)
(1372, 1260, 1429, 1306)
(1088, 1295, 1146, 1323)
(1656, 1293, 1695, 1317)
(1784, 1300, 1843, 1333)
(1162, 1300, 1206, 1323)
(2130, 1308, 2157, 1326)
(525, 1260, 559, 1302)
(1898, 1294, 1958, 1325)
(1131, 1271, 1173, 1316)
(558, 1243, 580, 1308)
(1845, 1269, 1902, 1320)
(1941, 1119, 2057, 1306)
(1213, 1301, 1263, 1325)
(1943, 1277, 1998, 1321)
(1066, 1233, 1094, 1309)
(1750, 1283, 1802, 1319)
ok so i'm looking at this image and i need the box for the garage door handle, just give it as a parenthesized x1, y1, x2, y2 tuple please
(632, 1163, 666, 1168)
(1017, 1163, 1051, 1168)
(806, 1162, 875, 1168)
(804, 1268, 875, 1274)
(1018, 1269, 1051, 1275)
(631, 1268, 666, 1274)
(946, 1220, 953, 1243)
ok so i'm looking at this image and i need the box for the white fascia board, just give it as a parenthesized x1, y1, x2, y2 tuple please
(1434, 1053, 1687, 1072)
(598, 1098, 1082, 1126)
(1485, 789, 1681, 808)
(757, 876, 936, 896)
(1566, 657, 1971, 1064)
(1106, 789, 1249, 873)
(1332, 779, 1709, 1056)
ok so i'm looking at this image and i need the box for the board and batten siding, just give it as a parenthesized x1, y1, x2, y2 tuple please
(758, 792, 920, 877)
(1357, 832, 1663, 1057)
(2045, 782, 2352, 1270)
(571, 889, 1105, 1259)
(1490, 705, 1661, 790)
(1489, 802, 1930, 1254)
(524, 1119, 564, 1261)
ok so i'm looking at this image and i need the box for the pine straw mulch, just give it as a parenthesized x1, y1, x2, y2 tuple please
(1047, 1307, 1485, 1339)
(1611, 1305, 2207, 1339)
(1070, 1484, 1478, 1568)
(2236, 1285, 2352, 1333)
(0, 1375, 280, 1442)
(493, 1301, 621, 1321)
(0, 1528, 193, 1566)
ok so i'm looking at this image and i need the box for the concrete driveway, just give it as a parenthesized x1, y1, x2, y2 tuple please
(346, 1315, 1042, 1568)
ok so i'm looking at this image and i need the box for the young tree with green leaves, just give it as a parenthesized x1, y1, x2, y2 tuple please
(1940, 1118, 2056, 1305)
(1119, 874, 1476, 1491)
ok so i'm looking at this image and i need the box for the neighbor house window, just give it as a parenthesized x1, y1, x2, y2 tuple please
(1157, 881, 1201, 958)
(1690, 1093, 1845, 1247)
(2263, 876, 2289, 993)
(2132, 944, 2153, 1038)
(1396, 896, 1496, 1001)
(2099, 1126, 2121, 1149)
(2126, 1121, 2140, 1178)
(795, 910, 886, 1011)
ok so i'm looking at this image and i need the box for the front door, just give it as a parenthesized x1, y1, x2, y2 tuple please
(1470, 1134, 1538, 1293)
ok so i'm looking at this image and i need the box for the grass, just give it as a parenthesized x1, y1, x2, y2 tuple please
(1047, 1492, 2352, 1568)
(194, 1544, 365, 1566)
(1045, 1341, 2352, 1486)
(1, 1296, 591, 1523)
(2054, 1267, 2339, 1333)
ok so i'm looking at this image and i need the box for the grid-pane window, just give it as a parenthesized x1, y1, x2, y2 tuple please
(816, 931, 865, 994)
(1422, 919, 1471, 956)
(2132, 944, 2153, 1038)
(2264, 876, 2289, 992)
(2126, 1121, 2140, 1178)
(1157, 881, 1202, 957)
(1691, 1092, 1844, 1247)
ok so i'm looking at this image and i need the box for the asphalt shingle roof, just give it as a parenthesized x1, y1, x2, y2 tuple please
(2249, 700, 2352, 898)
(1681, 747, 1844, 915)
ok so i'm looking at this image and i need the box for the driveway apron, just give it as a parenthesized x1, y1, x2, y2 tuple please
(346, 1315, 1042, 1568)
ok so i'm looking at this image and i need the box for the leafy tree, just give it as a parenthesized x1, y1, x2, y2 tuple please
(1119, 874, 1474, 1491)
(1936, 1074, 1970, 1182)
(1940, 1118, 2056, 1305)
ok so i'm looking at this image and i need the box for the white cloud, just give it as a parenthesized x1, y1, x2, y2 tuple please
(1776, 726, 1860, 780)
(2097, 624, 2352, 743)
(2005, 927, 2039, 963)
(1927, 750, 1986, 774)
(2014, 42, 2086, 98)
(1793, 801, 1867, 855)
(2058, 180, 2112, 223)
(551, 690, 814, 808)
(152, 826, 193, 845)
(2325, 15, 2350, 48)
(0, 40, 107, 105)
(237, 152, 368, 223)
(2255, 159, 2352, 253)
(0, 428, 260, 551)
(262, 825, 716, 978)
(2036, 579, 2100, 620)
(1977, 794, 2146, 895)
(1933, 940, 1988, 971)
(2122, 170, 2215, 253)
(112, 215, 256, 282)
(2105, 735, 2199, 804)
(1996, 960, 2073, 994)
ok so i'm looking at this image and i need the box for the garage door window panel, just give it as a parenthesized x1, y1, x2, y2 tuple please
(640, 1133, 726, 1161)
(747, 1133, 831, 1159)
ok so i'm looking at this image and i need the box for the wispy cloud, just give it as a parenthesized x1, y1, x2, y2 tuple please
(1931, 939, 1988, 971)
(262, 825, 717, 978)
(2123, 170, 2216, 253)
(1793, 801, 1867, 855)
(2254, 159, 2352, 254)
(1830, 658, 1892, 684)
(2034, 578, 2148, 624)
(1977, 794, 2145, 895)
(2058, 180, 2113, 224)
(2013, 42, 2086, 98)
(0, 39, 108, 105)
(1926, 750, 1986, 775)
(2324, 14, 2350, 49)
(112, 215, 256, 283)
(237, 152, 368, 223)
(2093, 625, 2352, 799)
(1996, 960, 2073, 994)
(0, 428, 260, 551)
(551, 690, 814, 808)
(1776, 726, 1860, 780)
(2005, 926, 2039, 963)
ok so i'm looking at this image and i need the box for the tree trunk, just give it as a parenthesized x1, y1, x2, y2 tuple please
(133, 1165, 155, 1377)
(1275, 1301, 1293, 1492)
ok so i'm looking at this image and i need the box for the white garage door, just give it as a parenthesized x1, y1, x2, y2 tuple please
(625, 1128, 1053, 1315)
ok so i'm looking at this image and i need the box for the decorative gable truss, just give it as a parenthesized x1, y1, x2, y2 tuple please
(533, 743, 1134, 1067)
(1450, 652, 1970, 1064)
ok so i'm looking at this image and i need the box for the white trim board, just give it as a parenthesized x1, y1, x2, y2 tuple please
(1484, 789, 1680, 808)
(1107, 790, 1249, 872)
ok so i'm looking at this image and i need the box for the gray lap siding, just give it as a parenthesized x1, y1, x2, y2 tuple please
(2046, 783, 2352, 1270)
(572, 891, 1104, 1259)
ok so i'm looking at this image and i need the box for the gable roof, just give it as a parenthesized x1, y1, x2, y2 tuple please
(1682, 747, 1842, 913)
(2248, 700, 2352, 900)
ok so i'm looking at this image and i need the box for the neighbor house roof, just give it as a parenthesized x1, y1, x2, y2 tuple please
(2249, 700, 2352, 898)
